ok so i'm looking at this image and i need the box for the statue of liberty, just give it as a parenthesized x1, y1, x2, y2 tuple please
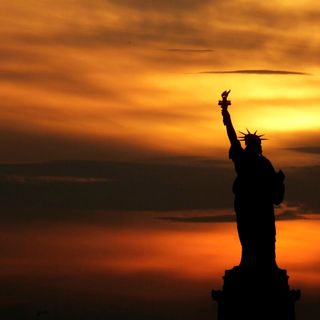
(219, 90, 285, 270)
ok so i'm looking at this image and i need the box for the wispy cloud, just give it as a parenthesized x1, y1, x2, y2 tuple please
(165, 49, 214, 53)
(5, 175, 109, 184)
(159, 205, 307, 223)
(275, 203, 308, 220)
(288, 147, 320, 154)
(196, 69, 310, 75)
(160, 214, 235, 223)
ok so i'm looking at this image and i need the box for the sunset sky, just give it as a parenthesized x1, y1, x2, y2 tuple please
(0, 1, 319, 319)
(0, 0, 320, 164)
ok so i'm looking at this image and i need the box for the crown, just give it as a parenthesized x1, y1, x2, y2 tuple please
(238, 129, 267, 144)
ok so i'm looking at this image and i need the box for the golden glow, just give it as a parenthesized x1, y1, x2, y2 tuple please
(1, 217, 319, 290)
(0, 2, 319, 317)
(0, 1, 319, 163)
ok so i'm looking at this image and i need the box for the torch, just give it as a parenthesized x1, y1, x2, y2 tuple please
(219, 90, 231, 126)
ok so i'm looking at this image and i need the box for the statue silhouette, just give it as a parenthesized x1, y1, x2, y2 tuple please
(212, 91, 300, 320)
(220, 90, 285, 270)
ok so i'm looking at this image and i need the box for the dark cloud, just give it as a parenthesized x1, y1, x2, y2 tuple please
(120, 107, 208, 123)
(0, 159, 318, 223)
(276, 211, 307, 221)
(149, 156, 227, 167)
(279, 133, 320, 157)
(165, 49, 214, 53)
(160, 214, 235, 223)
(0, 124, 158, 163)
(0, 159, 234, 223)
(104, 0, 212, 12)
(159, 207, 307, 223)
(5, 175, 109, 183)
(75, 26, 265, 51)
(196, 69, 310, 75)
(285, 166, 320, 213)
(0, 46, 43, 63)
(0, 63, 116, 98)
(288, 147, 320, 154)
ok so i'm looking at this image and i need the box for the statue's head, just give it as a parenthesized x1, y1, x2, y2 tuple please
(239, 130, 266, 155)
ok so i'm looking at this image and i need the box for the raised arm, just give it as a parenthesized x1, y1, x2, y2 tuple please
(219, 90, 238, 145)
(222, 108, 238, 145)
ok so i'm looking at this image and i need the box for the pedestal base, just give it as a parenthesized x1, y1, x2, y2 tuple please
(212, 267, 300, 320)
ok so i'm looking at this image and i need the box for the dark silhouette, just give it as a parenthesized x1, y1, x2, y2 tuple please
(212, 91, 300, 320)
(220, 90, 284, 269)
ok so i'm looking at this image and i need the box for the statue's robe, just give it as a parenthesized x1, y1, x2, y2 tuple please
(229, 140, 282, 269)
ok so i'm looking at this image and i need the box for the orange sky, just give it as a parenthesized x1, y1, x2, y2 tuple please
(0, 0, 319, 165)
(0, 214, 319, 318)
(0, 3, 319, 318)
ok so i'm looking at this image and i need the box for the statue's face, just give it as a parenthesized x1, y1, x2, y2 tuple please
(245, 142, 262, 155)
(244, 134, 263, 155)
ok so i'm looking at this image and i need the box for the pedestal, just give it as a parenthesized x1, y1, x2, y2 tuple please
(212, 266, 300, 320)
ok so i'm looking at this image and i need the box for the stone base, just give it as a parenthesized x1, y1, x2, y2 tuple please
(212, 266, 300, 320)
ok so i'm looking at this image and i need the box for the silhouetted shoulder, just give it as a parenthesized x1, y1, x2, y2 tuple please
(229, 140, 243, 160)
(260, 155, 276, 173)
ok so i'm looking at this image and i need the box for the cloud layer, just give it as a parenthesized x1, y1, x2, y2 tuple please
(0, 1, 319, 164)
(0, 160, 318, 223)
(197, 70, 310, 75)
